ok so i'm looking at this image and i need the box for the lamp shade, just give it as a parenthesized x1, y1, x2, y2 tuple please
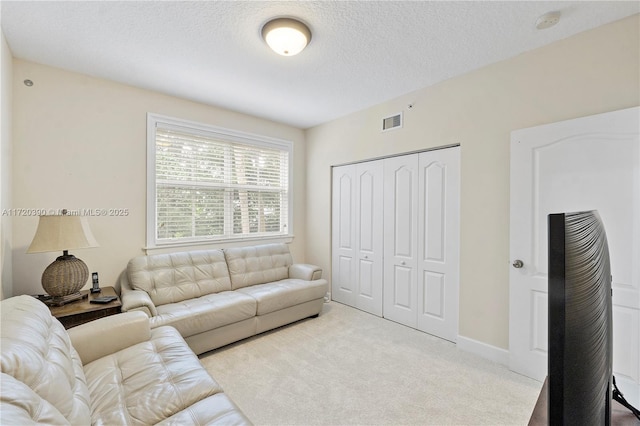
(262, 18, 311, 56)
(27, 215, 99, 253)
(28, 215, 99, 299)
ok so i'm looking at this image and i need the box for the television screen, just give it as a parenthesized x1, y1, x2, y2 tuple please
(548, 210, 612, 426)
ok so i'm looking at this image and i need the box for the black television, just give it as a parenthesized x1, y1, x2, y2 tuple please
(548, 210, 612, 426)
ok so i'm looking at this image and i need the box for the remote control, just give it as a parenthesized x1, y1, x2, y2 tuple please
(90, 296, 117, 304)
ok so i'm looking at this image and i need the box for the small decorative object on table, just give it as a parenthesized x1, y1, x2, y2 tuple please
(42, 292, 88, 307)
(26, 210, 99, 306)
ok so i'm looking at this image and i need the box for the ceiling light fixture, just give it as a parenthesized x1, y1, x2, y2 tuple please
(262, 17, 311, 56)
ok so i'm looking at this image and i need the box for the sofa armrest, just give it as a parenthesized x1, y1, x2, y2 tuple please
(289, 263, 323, 281)
(119, 270, 158, 317)
(67, 311, 151, 365)
(121, 289, 157, 317)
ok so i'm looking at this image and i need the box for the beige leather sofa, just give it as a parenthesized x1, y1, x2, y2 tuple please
(0, 295, 251, 425)
(119, 243, 327, 355)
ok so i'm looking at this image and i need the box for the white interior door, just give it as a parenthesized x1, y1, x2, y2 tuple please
(417, 147, 460, 342)
(331, 161, 384, 316)
(332, 165, 356, 307)
(355, 160, 384, 316)
(509, 107, 640, 399)
(383, 154, 419, 327)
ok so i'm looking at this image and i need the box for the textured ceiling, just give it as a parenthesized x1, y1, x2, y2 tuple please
(2, 1, 638, 129)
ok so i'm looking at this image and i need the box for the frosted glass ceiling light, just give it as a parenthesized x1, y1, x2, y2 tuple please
(262, 18, 311, 56)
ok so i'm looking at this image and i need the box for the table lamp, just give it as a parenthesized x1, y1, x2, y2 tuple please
(27, 213, 99, 305)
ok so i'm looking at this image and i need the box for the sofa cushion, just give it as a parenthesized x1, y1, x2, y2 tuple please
(0, 296, 91, 425)
(151, 291, 257, 337)
(224, 243, 293, 290)
(84, 326, 223, 425)
(0, 371, 82, 424)
(156, 392, 252, 425)
(237, 278, 327, 315)
(128, 249, 231, 306)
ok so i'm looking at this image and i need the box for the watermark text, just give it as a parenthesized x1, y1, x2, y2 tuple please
(2, 208, 130, 217)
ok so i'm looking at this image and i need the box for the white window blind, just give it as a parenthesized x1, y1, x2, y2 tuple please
(147, 114, 292, 247)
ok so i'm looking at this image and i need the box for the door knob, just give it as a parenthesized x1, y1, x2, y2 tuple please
(512, 259, 524, 269)
(364, 255, 369, 259)
(401, 261, 406, 265)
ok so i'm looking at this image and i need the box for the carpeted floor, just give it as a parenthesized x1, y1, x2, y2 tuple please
(199, 302, 541, 425)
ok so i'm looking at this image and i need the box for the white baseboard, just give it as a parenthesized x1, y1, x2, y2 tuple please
(457, 337, 640, 409)
(457, 335, 509, 366)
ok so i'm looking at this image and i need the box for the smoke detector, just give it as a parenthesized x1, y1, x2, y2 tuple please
(535, 11, 561, 30)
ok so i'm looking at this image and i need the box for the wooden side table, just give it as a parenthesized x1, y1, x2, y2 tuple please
(48, 287, 122, 329)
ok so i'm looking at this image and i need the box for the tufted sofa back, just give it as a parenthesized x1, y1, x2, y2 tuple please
(128, 249, 232, 306)
(224, 243, 292, 290)
(0, 295, 92, 424)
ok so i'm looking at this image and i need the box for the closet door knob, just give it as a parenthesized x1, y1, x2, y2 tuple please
(364, 255, 369, 259)
(401, 261, 406, 265)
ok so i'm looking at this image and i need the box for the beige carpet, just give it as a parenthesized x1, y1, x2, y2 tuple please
(199, 302, 541, 425)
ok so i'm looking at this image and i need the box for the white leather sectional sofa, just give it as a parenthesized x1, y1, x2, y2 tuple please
(0, 295, 251, 425)
(119, 243, 328, 354)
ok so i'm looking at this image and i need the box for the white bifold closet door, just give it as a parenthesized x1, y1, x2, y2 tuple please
(417, 147, 460, 341)
(383, 154, 420, 326)
(331, 160, 384, 316)
(383, 148, 460, 342)
(332, 147, 460, 342)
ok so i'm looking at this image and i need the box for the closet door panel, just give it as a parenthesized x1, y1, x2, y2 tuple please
(393, 167, 415, 257)
(393, 265, 414, 308)
(384, 155, 419, 327)
(331, 165, 356, 306)
(417, 147, 460, 342)
(358, 259, 374, 297)
(357, 171, 375, 253)
(423, 163, 445, 262)
(423, 271, 445, 317)
(355, 160, 383, 316)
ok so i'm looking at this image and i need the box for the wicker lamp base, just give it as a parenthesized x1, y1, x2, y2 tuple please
(41, 253, 89, 301)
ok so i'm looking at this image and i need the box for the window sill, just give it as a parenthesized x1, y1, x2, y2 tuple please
(144, 234, 295, 255)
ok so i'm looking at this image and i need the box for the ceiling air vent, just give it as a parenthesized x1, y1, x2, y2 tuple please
(382, 112, 403, 132)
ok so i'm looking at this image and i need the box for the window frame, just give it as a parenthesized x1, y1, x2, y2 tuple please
(146, 113, 293, 249)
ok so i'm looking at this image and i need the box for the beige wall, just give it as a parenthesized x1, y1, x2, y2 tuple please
(304, 15, 640, 350)
(12, 60, 306, 297)
(1, 27, 13, 300)
(7, 15, 640, 349)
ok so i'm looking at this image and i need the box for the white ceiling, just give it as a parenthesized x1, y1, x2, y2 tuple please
(2, 1, 638, 129)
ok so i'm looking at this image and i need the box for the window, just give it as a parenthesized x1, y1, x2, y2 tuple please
(147, 114, 292, 248)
